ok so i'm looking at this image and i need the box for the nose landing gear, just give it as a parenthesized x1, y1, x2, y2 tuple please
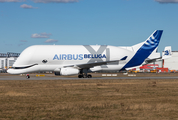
(26, 74, 30, 79)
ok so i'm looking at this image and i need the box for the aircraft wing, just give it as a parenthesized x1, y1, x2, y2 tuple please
(64, 56, 127, 69)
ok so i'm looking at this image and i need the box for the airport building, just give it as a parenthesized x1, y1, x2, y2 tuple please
(0, 53, 20, 72)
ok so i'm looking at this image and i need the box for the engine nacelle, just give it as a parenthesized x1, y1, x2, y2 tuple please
(54, 68, 79, 76)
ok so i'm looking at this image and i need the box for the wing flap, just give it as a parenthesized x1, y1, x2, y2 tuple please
(64, 56, 127, 69)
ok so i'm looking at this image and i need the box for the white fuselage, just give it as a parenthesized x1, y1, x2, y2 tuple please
(7, 30, 163, 75)
(7, 45, 134, 74)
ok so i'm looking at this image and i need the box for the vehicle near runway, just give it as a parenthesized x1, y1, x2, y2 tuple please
(8, 30, 163, 78)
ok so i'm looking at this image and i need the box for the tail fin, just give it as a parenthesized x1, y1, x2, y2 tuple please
(140, 30, 163, 50)
(162, 46, 172, 59)
(122, 30, 163, 69)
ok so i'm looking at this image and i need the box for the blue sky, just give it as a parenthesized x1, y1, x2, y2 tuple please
(0, 0, 178, 53)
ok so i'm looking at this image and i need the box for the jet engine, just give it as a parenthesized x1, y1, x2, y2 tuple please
(54, 68, 79, 76)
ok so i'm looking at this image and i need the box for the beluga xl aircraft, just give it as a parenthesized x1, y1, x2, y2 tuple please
(8, 30, 163, 78)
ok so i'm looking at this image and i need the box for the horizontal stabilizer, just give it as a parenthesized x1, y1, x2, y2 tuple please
(120, 56, 127, 60)
(144, 46, 172, 65)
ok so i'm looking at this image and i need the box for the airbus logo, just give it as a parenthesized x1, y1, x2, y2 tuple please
(53, 45, 108, 61)
(164, 50, 171, 56)
(53, 54, 106, 60)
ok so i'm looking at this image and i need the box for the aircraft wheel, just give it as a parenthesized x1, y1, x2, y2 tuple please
(26, 75, 30, 79)
(78, 75, 83, 78)
(87, 74, 92, 78)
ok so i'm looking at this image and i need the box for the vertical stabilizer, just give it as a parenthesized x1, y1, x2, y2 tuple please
(122, 30, 163, 69)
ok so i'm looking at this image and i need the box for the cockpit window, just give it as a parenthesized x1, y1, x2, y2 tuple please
(12, 64, 38, 69)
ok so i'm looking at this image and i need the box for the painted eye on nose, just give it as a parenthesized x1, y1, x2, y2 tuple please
(42, 59, 48, 63)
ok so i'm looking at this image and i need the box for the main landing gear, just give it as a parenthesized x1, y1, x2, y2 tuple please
(78, 73, 92, 78)
(78, 69, 92, 78)
(26, 74, 30, 79)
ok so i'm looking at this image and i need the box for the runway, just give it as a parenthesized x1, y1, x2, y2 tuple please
(1, 75, 178, 80)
